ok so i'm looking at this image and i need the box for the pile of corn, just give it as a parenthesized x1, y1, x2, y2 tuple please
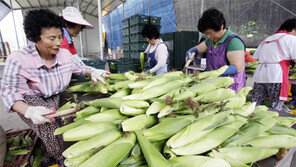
(56, 65, 296, 167)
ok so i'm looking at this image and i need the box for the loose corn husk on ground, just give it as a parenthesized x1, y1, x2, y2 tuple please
(55, 71, 296, 166)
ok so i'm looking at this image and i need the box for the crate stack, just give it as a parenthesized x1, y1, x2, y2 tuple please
(161, 31, 199, 69)
(121, 14, 161, 72)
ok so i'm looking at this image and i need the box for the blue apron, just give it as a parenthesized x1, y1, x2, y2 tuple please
(148, 42, 169, 74)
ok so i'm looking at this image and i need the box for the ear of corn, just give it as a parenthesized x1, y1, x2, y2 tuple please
(222, 116, 276, 147)
(122, 114, 158, 132)
(135, 131, 171, 167)
(169, 155, 231, 167)
(85, 97, 149, 109)
(272, 116, 296, 127)
(171, 117, 247, 155)
(123, 78, 192, 100)
(195, 88, 235, 103)
(200, 76, 235, 88)
(146, 101, 166, 116)
(209, 147, 279, 164)
(143, 76, 181, 90)
(234, 102, 256, 116)
(58, 101, 76, 111)
(266, 123, 296, 136)
(63, 129, 122, 158)
(209, 150, 252, 167)
(142, 115, 195, 142)
(167, 111, 230, 148)
(64, 151, 94, 167)
(244, 135, 296, 149)
(110, 88, 131, 97)
(85, 109, 127, 122)
(108, 73, 128, 80)
(129, 80, 151, 89)
(79, 133, 136, 167)
(120, 105, 146, 116)
(75, 106, 100, 118)
(63, 122, 117, 141)
(197, 65, 228, 79)
(120, 155, 146, 166)
(54, 118, 90, 135)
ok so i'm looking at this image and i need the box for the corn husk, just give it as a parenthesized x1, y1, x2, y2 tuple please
(197, 65, 228, 79)
(64, 152, 94, 167)
(266, 123, 296, 136)
(222, 116, 276, 147)
(75, 106, 100, 118)
(120, 105, 146, 116)
(122, 114, 157, 132)
(209, 147, 279, 164)
(63, 129, 121, 158)
(135, 131, 171, 167)
(273, 116, 296, 127)
(79, 133, 136, 167)
(85, 109, 127, 122)
(54, 118, 90, 135)
(167, 111, 230, 148)
(110, 88, 131, 97)
(63, 122, 117, 141)
(122, 78, 192, 100)
(209, 150, 249, 167)
(142, 115, 195, 142)
(85, 97, 149, 109)
(194, 88, 235, 103)
(171, 117, 246, 155)
(244, 135, 296, 149)
(169, 156, 231, 167)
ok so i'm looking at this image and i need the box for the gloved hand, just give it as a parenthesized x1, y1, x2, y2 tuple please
(220, 65, 238, 76)
(24, 106, 54, 124)
(91, 69, 111, 85)
(185, 47, 199, 62)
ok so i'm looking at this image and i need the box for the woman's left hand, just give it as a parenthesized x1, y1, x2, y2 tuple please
(91, 69, 111, 85)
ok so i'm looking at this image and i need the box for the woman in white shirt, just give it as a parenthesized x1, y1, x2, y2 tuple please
(141, 24, 169, 74)
(252, 19, 296, 111)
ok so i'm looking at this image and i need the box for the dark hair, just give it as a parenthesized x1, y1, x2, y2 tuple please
(63, 19, 86, 29)
(141, 24, 160, 39)
(278, 19, 296, 32)
(23, 9, 64, 42)
(198, 8, 226, 33)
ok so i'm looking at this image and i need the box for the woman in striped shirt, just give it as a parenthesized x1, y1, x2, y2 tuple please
(0, 9, 109, 166)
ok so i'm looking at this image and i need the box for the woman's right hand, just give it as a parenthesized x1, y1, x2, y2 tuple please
(24, 106, 54, 124)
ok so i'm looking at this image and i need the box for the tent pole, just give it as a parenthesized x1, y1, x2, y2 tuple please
(97, 0, 104, 60)
(9, 0, 20, 49)
(77, 0, 84, 58)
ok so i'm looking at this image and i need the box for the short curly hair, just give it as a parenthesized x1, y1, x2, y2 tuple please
(141, 24, 160, 39)
(23, 9, 64, 42)
(198, 8, 226, 33)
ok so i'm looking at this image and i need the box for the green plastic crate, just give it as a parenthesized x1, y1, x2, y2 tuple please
(149, 16, 161, 26)
(130, 51, 142, 59)
(129, 24, 145, 35)
(122, 27, 130, 36)
(123, 36, 130, 44)
(122, 19, 129, 28)
(108, 59, 139, 73)
(123, 51, 130, 58)
(130, 42, 148, 51)
(129, 14, 149, 26)
(123, 43, 130, 51)
(130, 34, 146, 43)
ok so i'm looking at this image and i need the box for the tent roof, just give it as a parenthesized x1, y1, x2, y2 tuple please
(2, 0, 126, 17)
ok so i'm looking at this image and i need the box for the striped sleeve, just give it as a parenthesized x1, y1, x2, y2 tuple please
(0, 57, 26, 112)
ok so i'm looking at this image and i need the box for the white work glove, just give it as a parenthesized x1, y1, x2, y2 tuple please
(91, 69, 110, 85)
(24, 106, 54, 125)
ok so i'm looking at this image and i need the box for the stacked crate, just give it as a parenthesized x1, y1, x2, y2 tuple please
(121, 14, 161, 72)
(161, 31, 199, 69)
